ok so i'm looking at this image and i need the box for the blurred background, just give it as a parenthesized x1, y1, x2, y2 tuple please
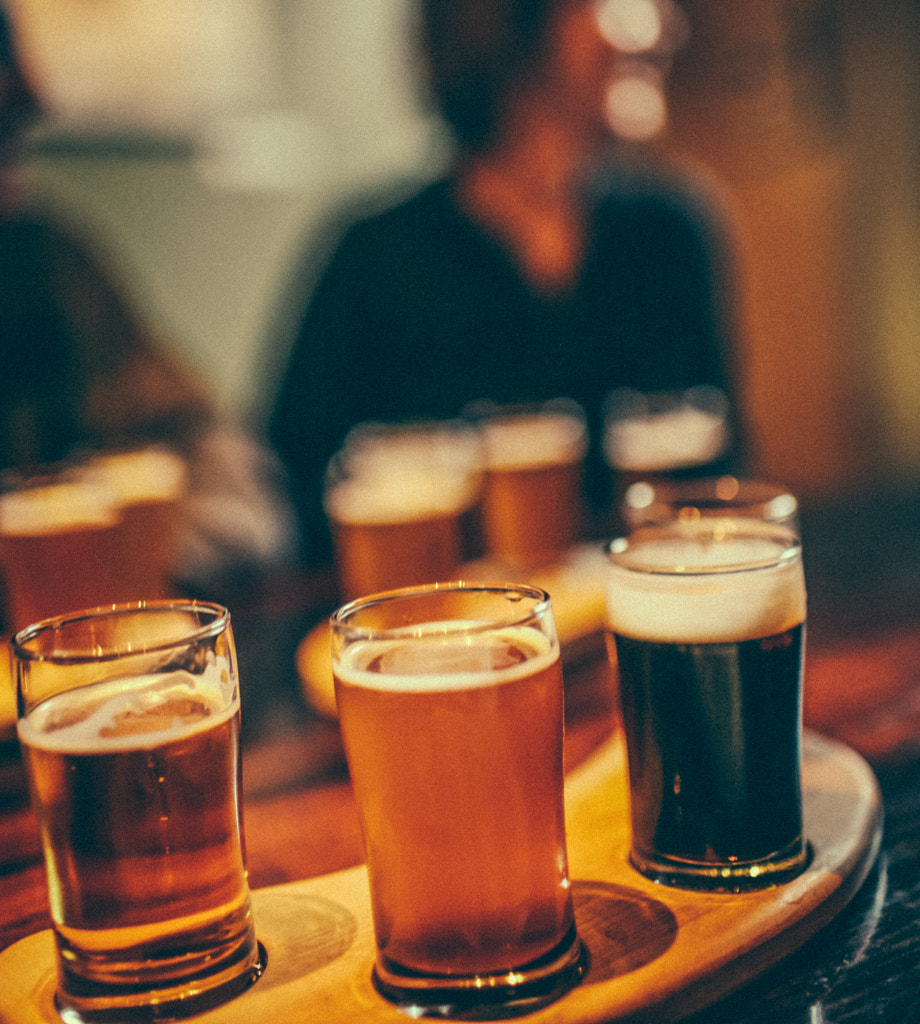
(5, 0, 919, 507)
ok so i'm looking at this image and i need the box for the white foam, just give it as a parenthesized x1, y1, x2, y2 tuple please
(326, 425, 482, 524)
(87, 448, 188, 505)
(326, 468, 477, 524)
(335, 624, 557, 693)
(17, 662, 237, 754)
(604, 404, 728, 471)
(606, 532, 806, 643)
(0, 481, 118, 536)
(482, 413, 586, 470)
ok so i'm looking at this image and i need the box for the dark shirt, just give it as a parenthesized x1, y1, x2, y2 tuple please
(270, 171, 739, 562)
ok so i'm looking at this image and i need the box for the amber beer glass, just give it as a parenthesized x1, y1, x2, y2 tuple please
(477, 401, 587, 569)
(605, 519, 809, 890)
(332, 583, 582, 1013)
(13, 602, 262, 1022)
(324, 422, 482, 599)
(0, 472, 127, 633)
(85, 446, 189, 601)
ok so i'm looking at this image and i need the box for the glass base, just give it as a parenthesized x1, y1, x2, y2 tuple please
(54, 940, 265, 1024)
(631, 838, 812, 892)
(372, 926, 585, 1020)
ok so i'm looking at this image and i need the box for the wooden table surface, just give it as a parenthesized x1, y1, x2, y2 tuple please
(2, 482, 920, 1022)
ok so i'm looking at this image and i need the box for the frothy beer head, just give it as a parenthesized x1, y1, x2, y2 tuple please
(326, 469, 477, 526)
(606, 521, 806, 644)
(0, 479, 118, 536)
(325, 422, 481, 525)
(603, 387, 730, 472)
(481, 410, 586, 470)
(336, 624, 556, 693)
(86, 448, 188, 507)
(17, 664, 236, 754)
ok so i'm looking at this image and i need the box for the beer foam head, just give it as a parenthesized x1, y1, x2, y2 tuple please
(17, 663, 237, 753)
(87, 448, 188, 505)
(0, 480, 118, 536)
(326, 468, 476, 524)
(604, 405, 728, 472)
(335, 623, 557, 692)
(606, 523, 806, 643)
(482, 412, 586, 470)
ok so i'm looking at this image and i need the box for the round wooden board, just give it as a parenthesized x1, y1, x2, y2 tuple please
(0, 730, 881, 1024)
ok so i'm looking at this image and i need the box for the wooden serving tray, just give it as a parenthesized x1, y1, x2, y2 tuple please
(0, 730, 881, 1024)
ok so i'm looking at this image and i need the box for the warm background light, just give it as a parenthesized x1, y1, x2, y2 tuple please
(4, 0, 920, 504)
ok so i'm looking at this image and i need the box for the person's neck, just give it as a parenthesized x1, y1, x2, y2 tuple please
(456, 110, 600, 295)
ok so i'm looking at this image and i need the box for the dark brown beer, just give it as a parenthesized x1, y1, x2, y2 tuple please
(334, 625, 575, 980)
(606, 523, 808, 888)
(610, 625, 805, 870)
(17, 668, 259, 1003)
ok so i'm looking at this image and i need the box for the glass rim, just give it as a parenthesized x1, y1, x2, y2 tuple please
(330, 580, 552, 640)
(624, 475, 797, 510)
(11, 599, 230, 664)
(606, 521, 801, 577)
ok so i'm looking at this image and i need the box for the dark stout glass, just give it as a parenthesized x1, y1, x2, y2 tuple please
(611, 625, 804, 869)
(606, 521, 808, 889)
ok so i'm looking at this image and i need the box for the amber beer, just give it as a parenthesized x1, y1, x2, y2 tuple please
(478, 404, 587, 568)
(605, 520, 809, 890)
(0, 476, 127, 632)
(325, 424, 482, 599)
(332, 584, 581, 1011)
(14, 603, 261, 1021)
(85, 447, 188, 600)
(326, 483, 470, 600)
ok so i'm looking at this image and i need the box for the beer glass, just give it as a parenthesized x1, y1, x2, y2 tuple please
(84, 446, 189, 601)
(621, 476, 799, 534)
(13, 601, 263, 1022)
(605, 519, 809, 890)
(474, 400, 587, 569)
(0, 469, 127, 634)
(602, 386, 731, 478)
(332, 583, 583, 1014)
(324, 421, 482, 600)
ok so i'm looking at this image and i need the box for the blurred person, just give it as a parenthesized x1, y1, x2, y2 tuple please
(269, 0, 743, 565)
(0, 4, 296, 591)
(0, 6, 209, 471)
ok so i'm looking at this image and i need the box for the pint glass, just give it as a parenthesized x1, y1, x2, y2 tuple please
(332, 583, 583, 1013)
(475, 401, 587, 569)
(324, 422, 482, 599)
(84, 446, 188, 601)
(0, 470, 127, 633)
(13, 601, 262, 1022)
(621, 475, 799, 535)
(605, 520, 809, 890)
